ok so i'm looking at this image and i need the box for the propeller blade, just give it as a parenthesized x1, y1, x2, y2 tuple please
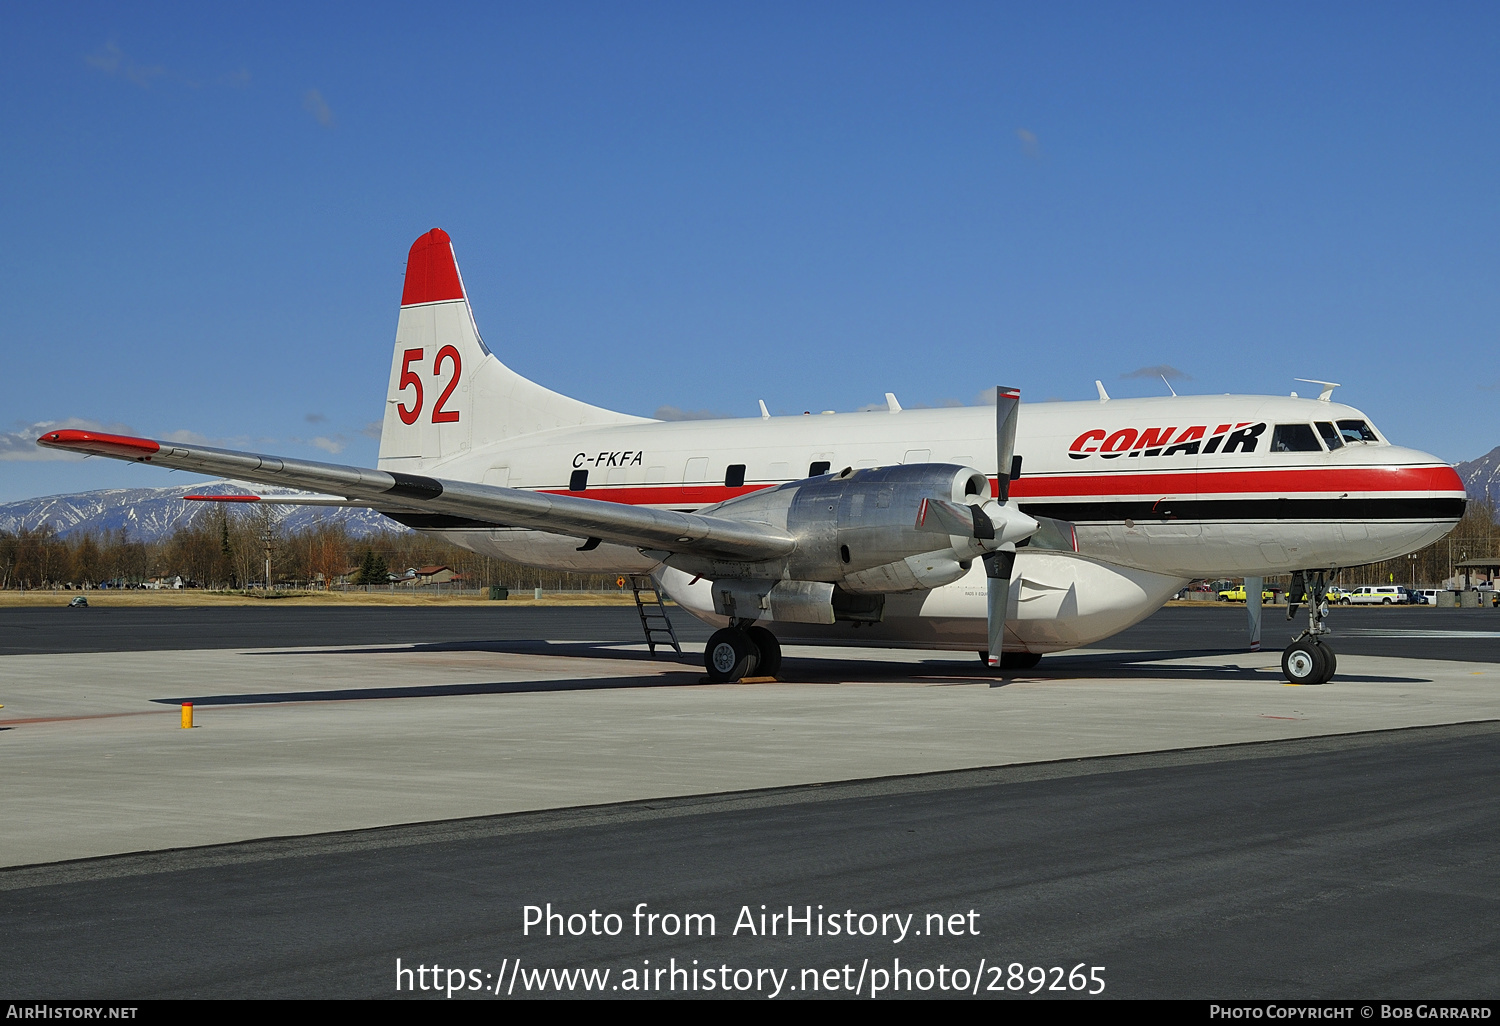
(914, 496, 980, 536)
(994, 386, 1021, 502)
(987, 386, 1024, 669)
(915, 496, 1038, 545)
(983, 546, 1016, 668)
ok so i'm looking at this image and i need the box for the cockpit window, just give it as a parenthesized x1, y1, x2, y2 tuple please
(1271, 424, 1322, 452)
(1315, 422, 1344, 450)
(1337, 419, 1379, 444)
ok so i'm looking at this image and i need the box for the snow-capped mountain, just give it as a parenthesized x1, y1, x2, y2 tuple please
(1456, 446, 1500, 508)
(0, 481, 401, 540)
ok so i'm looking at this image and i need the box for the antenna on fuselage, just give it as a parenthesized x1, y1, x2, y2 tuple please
(1095, 380, 1110, 402)
(1294, 378, 1341, 402)
(1160, 374, 1177, 397)
(758, 399, 770, 420)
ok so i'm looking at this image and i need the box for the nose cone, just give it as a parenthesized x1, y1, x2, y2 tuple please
(1343, 445, 1467, 563)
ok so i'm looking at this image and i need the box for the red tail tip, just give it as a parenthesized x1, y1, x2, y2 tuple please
(401, 228, 465, 306)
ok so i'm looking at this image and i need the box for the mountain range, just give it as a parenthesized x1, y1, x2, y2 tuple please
(1455, 446, 1500, 509)
(0, 481, 398, 541)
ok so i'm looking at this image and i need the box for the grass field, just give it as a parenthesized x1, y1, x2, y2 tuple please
(0, 589, 643, 608)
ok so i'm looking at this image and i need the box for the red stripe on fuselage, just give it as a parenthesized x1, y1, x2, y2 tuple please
(534, 465, 1463, 509)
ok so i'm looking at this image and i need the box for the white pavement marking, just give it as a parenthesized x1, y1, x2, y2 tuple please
(0, 643, 1496, 867)
(1341, 629, 1500, 639)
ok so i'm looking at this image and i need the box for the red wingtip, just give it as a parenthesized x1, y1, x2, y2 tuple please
(400, 228, 465, 306)
(36, 429, 161, 460)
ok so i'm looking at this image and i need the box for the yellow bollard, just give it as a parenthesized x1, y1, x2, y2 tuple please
(181, 702, 194, 729)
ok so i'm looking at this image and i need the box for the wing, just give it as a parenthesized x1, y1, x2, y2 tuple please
(37, 430, 794, 562)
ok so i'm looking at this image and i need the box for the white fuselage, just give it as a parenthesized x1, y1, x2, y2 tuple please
(382, 394, 1463, 654)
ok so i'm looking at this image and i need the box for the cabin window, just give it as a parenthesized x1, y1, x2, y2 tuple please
(1315, 422, 1344, 450)
(725, 464, 746, 488)
(809, 460, 831, 476)
(1271, 424, 1322, 452)
(569, 469, 588, 491)
(1338, 419, 1379, 444)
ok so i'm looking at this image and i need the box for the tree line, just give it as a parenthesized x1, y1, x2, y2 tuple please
(0, 505, 625, 591)
(2, 499, 1496, 592)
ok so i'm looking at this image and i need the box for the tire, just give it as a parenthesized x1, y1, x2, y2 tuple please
(1317, 643, 1337, 683)
(1281, 640, 1324, 685)
(999, 651, 1043, 670)
(1382, 598, 1391, 604)
(704, 628, 759, 683)
(745, 626, 782, 678)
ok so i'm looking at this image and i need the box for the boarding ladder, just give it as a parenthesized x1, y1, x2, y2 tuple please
(630, 575, 682, 656)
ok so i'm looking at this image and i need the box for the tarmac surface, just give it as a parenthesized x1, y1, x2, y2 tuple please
(2, 603, 1498, 998)
(4, 603, 1500, 660)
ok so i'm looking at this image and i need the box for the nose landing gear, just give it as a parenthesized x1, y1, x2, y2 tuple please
(1281, 570, 1337, 685)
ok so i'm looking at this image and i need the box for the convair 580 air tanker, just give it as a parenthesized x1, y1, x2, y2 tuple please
(39, 229, 1466, 685)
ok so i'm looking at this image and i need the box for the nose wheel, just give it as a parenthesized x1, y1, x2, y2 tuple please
(1281, 638, 1336, 685)
(1281, 569, 1338, 685)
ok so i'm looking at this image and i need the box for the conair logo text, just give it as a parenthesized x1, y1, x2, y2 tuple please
(1068, 423, 1266, 460)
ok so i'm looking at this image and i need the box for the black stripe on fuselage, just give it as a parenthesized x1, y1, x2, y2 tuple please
(1020, 496, 1466, 523)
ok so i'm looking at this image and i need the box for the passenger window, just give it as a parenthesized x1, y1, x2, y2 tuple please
(1315, 422, 1343, 450)
(808, 460, 831, 476)
(569, 469, 588, 492)
(1271, 424, 1322, 452)
(1338, 419, 1379, 443)
(725, 464, 746, 488)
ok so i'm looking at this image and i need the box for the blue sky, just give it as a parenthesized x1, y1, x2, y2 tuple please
(3, 2, 1497, 501)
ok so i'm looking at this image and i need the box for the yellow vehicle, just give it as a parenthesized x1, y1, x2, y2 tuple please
(1217, 586, 1276, 603)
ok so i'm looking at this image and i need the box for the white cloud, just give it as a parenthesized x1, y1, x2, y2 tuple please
(360, 421, 383, 439)
(1, 419, 127, 461)
(303, 88, 334, 128)
(309, 436, 346, 454)
(85, 41, 166, 88)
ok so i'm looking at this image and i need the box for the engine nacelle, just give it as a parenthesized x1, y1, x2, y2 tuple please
(660, 464, 1034, 595)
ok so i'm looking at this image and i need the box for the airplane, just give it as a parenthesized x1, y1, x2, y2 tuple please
(38, 229, 1466, 686)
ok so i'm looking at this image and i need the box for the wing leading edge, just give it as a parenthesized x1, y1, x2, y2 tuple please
(36, 430, 795, 562)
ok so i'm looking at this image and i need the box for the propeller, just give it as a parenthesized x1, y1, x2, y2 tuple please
(909, 386, 1034, 668)
(987, 386, 1023, 669)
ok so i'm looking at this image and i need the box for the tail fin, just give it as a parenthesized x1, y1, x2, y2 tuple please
(377, 229, 647, 471)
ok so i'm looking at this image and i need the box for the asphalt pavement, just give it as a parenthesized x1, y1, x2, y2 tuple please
(4, 723, 1496, 999)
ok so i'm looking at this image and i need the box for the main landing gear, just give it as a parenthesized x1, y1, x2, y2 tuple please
(704, 622, 782, 683)
(1281, 569, 1337, 685)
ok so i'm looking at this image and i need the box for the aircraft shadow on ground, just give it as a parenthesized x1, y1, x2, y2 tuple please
(244, 639, 697, 661)
(154, 646, 1429, 706)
